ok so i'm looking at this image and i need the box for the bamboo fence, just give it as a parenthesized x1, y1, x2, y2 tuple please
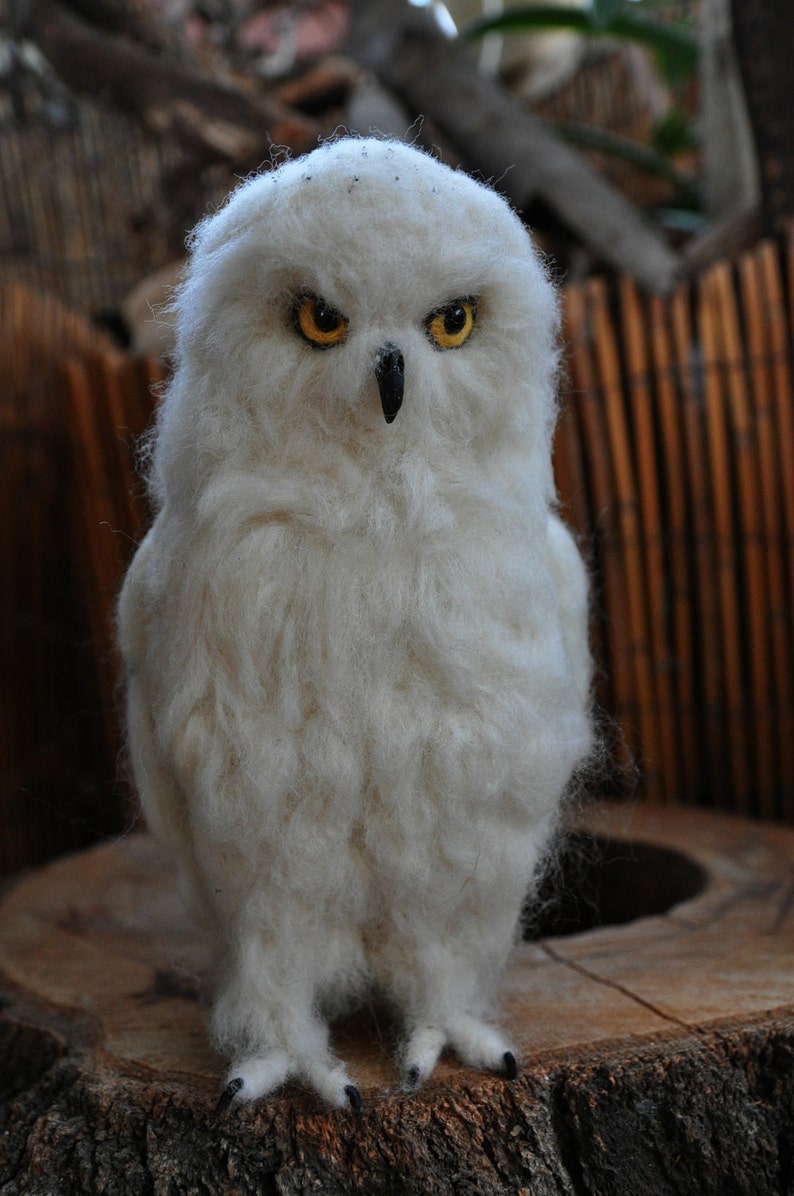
(558, 237, 794, 820)
(1, 233, 793, 873)
(0, 285, 122, 873)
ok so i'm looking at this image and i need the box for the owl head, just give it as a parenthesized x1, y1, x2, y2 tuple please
(152, 138, 561, 518)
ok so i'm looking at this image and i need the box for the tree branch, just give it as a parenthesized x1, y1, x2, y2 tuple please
(346, 1, 681, 292)
(24, 0, 320, 165)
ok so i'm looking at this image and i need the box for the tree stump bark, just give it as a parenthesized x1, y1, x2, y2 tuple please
(1, 802, 793, 1194)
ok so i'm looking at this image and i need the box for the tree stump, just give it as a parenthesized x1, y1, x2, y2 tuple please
(1, 802, 793, 1194)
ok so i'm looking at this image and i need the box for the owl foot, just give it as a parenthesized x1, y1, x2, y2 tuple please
(214, 1049, 358, 1113)
(214, 1076, 244, 1115)
(502, 1052, 521, 1081)
(344, 1083, 363, 1115)
(214, 1049, 290, 1113)
(447, 1014, 516, 1076)
(502, 1050, 519, 1080)
(401, 1024, 447, 1090)
(402, 1017, 517, 1092)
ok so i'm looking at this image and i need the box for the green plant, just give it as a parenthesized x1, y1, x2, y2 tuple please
(462, 1, 702, 220)
(462, 0, 698, 85)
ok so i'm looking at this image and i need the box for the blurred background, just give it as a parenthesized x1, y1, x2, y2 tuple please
(1, 0, 792, 876)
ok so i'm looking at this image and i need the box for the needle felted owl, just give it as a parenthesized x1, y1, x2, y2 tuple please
(118, 136, 593, 1113)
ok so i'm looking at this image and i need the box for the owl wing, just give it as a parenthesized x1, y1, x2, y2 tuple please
(118, 532, 194, 861)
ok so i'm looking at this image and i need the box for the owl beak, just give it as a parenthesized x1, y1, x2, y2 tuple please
(375, 342, 404, 423)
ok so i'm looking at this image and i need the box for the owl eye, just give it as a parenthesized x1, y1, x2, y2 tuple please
(425, 298, 478, 350)
(293, 294, 349, 348)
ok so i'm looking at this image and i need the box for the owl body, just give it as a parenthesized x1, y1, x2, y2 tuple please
(119, 138, 592, 1108)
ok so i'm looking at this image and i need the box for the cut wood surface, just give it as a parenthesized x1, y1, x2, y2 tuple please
(1, 802, 793, 1194)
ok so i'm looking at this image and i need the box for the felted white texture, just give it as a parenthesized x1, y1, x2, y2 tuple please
(118, 137, 593, 1110)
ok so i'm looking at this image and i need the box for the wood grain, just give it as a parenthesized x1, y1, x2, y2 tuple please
(1, 803, 793, 1193)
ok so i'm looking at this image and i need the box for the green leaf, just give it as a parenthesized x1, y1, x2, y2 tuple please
(462, 6, 600, 38)
(590, 0, 626, 30)
(652, 108, 698, 156)
(653, 207, 709, 233)
(461, 5, 698, 83)
(553, 119, 703, 208)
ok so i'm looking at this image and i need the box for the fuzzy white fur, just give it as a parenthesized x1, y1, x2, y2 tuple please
(118, 137, 593, 1110)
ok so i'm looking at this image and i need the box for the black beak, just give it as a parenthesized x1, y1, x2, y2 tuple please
(374, 342, 404, 424)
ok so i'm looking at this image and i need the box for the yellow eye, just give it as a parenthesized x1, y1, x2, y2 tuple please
(293, 294, 349, 348)
(425, 298, 478, 350)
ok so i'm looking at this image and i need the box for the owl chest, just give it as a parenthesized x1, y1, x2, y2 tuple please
(168, 508, 545, 722)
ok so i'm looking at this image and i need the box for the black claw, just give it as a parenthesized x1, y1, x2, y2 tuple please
(344, 1084, 363, 1116)
(214, 1076, 244, 1115)
(403, 1064, 421, 1093)
(502, 1051, 519, 1081)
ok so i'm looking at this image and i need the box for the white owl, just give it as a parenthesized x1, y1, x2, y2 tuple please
(117, 137, 592, 1114)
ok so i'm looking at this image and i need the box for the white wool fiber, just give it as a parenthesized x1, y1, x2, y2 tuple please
(118, 137, 593, 1107)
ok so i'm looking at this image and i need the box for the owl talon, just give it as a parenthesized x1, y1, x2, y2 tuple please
(344, 1084, 362, 1115)
(214, 1076, 244, 1115)
(502, 1051, 518, 1080)
(403, 1064, 422, 1093)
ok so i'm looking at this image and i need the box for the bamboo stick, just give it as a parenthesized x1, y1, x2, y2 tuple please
(670, 287, 729, 803)
(0, 284, 120, 872)
(620, 276, 681, 803)
(753, 242, 794, 819)
(63, 356, 126, 755)
(62, 353, 162, 822)
(648, 291, 700, 805)
(0, 288, 25, 866)
(553, 398, 591, 546)
(711, 261, 776, 815)
(562, 285, 638, 786)
(769, 237, 794, 621)
(586, 276, 661, 797)
(737, 248, 791, 817)
(555, 355, 606, 750)
(698, 268, 750, 812)
(105, 356, 161, 547)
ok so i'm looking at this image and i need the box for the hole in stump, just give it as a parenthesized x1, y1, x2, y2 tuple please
(524, 834, 708, 941)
